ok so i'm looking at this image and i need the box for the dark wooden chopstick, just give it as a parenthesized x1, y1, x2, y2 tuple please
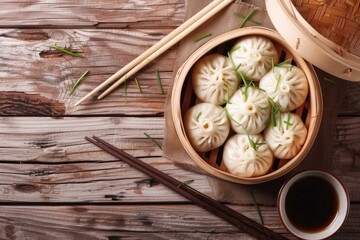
(86, 136, 288, 240)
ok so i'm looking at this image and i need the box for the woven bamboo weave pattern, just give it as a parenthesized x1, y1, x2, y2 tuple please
(292, 0, 360, 56)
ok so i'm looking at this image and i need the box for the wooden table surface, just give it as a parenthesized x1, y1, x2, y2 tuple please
(0, 1, 359, 239)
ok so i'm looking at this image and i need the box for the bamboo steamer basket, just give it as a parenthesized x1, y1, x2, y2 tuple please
(266, 0, 360, 81)
(171, 27, 323, 184)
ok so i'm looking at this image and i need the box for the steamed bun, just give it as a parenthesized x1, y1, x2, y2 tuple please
(226, 87, 271, 134)
(230, 36, 278, 81)
(259, 65, 309, 112)
(192, 54, 239, 105)
(184, 103, 230, 152)
(223, 134, 274, 177)
(264, 112, 307, 159)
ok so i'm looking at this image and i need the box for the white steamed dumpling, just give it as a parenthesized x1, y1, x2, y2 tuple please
(264, 112, 308, 159)
(259, 65, 309, 112)
(184, 103, 230, 152)
(192, 54, 239, 105)
(230, 36, 279, 81)
(226, 87, 271, 134)
(223, 134, 274, 177)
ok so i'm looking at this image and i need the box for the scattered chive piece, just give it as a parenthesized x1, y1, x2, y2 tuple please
(225, 108, 260, 152)
(224, 86, 232, 104)
(68, 70, 89, 95)
(249, 190, 265, 225)
(239, 9, 257, 28)
(225, 107, 243, 127)
(52, 45, 84, 58)
(267, 97, 281, 128)
(155, 69, 164, 94)
(288, 65, 295, 71)
(193, 33, 212, 42)
(247, 135, 266, 152)
(233, 12, 261, 25)
(275, 59, 292, 67)
(272, 57, 275, 73)
(124, 75, 128, 104)
(178, 179, 194, 188)
(235, 63, 242, 71)
(323, 77, 338, 86)
(144, 132, 162, 150)
(284, 111, 293, 130)
(135, 77, 142, 93)
(274, 75, 281, 92)
(196, 112, 202, 122)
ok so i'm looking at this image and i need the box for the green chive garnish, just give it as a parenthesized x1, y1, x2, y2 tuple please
(178, 179, 194, 188)
(135, 77, 142, 93)
(196, 112, 202, 122)
(249, 190, 264, 225)
(284, 111, 293, 130)
(144, 132, 162, 150)
(68, 70, 89, 95)
(52, 45, 84, 58)
(193, 33, 212, 42)
(239, 9, 257, 28)
(233, 12, 261, 25)
(155, 69, 164, 94)
(323, 77, 338, 86)
(274, 75, 281, 92)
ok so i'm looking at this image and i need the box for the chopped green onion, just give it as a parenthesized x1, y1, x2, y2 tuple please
(249, 190, 264, 225)
(323, 77, 338, 86)
(239, 9, 257, 28)
(275, 59, 293, 67)
(52, 45, 84, 58)
(155, 69, 164, 94)
(274, 75, 281, 92)
(233, 12, 261, 25)
(68, 70, 89, 95)
(193, 33, 212, 42)
(196, 112, 202, 122)
(178, 179, 194, 188)
(284, 111, 293, 130)
(135, 77, 142, 93)
(144, 132, 162, 150)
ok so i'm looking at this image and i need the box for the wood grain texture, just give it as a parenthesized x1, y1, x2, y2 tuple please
(0, 116, 164, 161)
(0, 0, 185, 28)
(0, 28, 177, 116)
(0, 159, 213, 203)
(0, 204, 358, 240)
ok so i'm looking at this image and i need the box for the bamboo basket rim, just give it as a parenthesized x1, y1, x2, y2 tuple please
(265, 0, 360, 81)
(171, 27, 323, 184)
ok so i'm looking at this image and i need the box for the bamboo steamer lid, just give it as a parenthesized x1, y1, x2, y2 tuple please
(266, 0, 360, 81)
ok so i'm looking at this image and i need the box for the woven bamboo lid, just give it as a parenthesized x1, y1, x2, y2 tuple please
(266, 0, 360, 81)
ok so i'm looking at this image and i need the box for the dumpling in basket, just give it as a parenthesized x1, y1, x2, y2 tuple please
(225, 87, 271, 134)
(264, 112, 308, 159)
(192, 54, 239, 105)
(223, 134, 274, 177)
(259, 65, 309, 112)
(184, 103, 230, 152)
(230, 36, 278, 81)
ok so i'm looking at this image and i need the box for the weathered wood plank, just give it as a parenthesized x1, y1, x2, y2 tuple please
(0, 159, 214, 203)
(0, 116, 359, 202)
(0, 28, 178, 116)
(338, 81, 360, 116)
(333, 117, 360, 201)
(0, 0, 185, 28)
(0, 116, 164, 161)
(0, 204, 358, 240)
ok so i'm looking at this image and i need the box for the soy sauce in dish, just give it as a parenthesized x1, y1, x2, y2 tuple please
(285, 176, 339, 233)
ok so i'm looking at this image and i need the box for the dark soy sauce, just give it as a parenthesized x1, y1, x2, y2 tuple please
(285, 176, 339, 233)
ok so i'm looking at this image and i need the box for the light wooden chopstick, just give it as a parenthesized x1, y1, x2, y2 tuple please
(75, 0, 235, 106)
